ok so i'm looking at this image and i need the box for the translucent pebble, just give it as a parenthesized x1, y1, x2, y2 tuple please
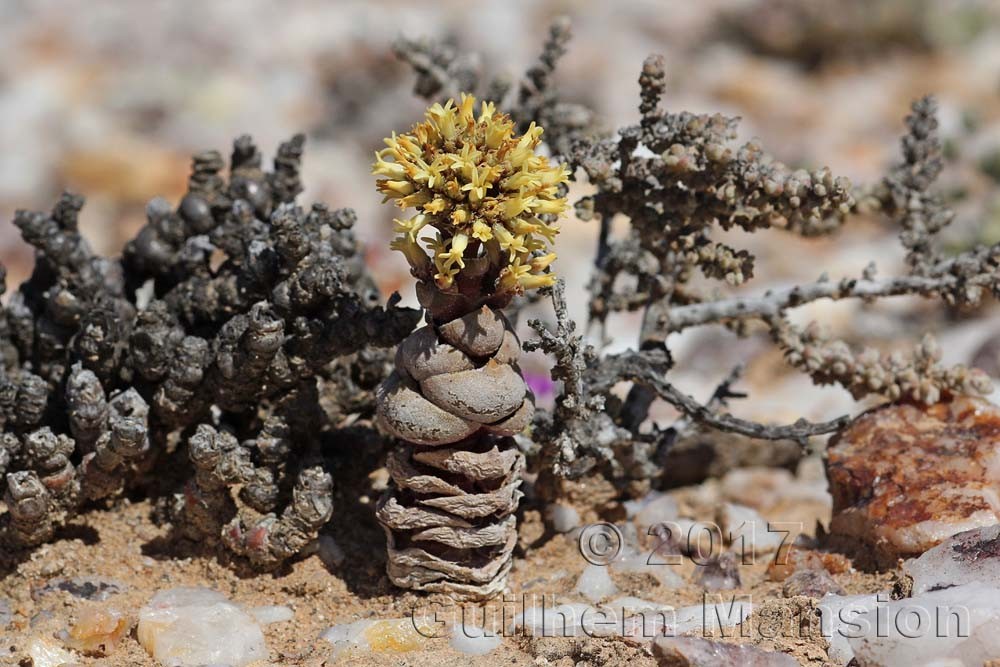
(633, 493, 679, 533)
(719, 503, 785, 555)
(450, 622, 501, 656)
(654, 636, 798, 666)
(623, 497, 645, 519)
(817, 593, 881, 665)
(693, 553, 741, 591)
(671, 601, 753, 636)
(671, 517, 702, 556)
(903, 525, 1000, 595)
(545, 503, 581, 533)
(511, 603, 598, 637)
(62, 606, 129, 654)
(607, 596, 669, 612)
(574, 564, 618, 602)
(781, 568, 844, 598)
(249, 605, 294, 625)
(847, 584, 1000, 666)
(620, 600, 753, 641)
(137, 587, 266, 667)
(611, 551, 684, 588)
(321, 617, 431, 658)
(27, 637, 78, 667)
(320, 619, 374, 647)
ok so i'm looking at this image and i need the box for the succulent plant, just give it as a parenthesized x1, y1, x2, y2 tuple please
(372, 94, 567, 598)
(395, 23, 1000, 496)
(4, 16, 1000, 595)
(0, 136, 419, 567)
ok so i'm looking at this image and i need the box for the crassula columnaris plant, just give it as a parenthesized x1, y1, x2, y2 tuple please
(373, 94, 569, 598)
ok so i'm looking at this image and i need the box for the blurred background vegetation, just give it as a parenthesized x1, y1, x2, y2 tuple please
(3, 0, 1000, 425)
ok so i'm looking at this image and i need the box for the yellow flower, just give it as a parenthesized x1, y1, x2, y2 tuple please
(451, 207, 469, 225)
(393, 214, 429, 240)
(376, 180, 415, 200)
(492, 224, 527, 261)
(498, 258, 557, 293)
(471, 221, 493, 243)
(461, 165, 490, 203)
(391, 235, 432, 275)
(372, 93, 569, 294)
(530, 198, 567, 216)
(437, 233, 469, 274)
(423, 198, 447, 215)
(519, 272, 557, 290)
(395, 190, 431, 210)
(530, 253, 557, 272)
(372, 151, 407, 179)
(502, 189, 532, 220)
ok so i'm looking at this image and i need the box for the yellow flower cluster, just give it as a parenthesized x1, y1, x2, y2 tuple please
(373, 94, 569, 292)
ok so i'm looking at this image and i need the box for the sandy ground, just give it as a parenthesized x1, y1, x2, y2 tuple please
(0, 454, 894, 666)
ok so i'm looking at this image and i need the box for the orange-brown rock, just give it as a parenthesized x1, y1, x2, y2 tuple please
(826, 397, 1000, 569)
(766, 546, 852, 582)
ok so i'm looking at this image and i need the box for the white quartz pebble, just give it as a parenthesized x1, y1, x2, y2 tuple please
(450, 622, 501, 656)
(634, 493, 679, 533)
(654, 636, 798, 666)
(26, 637, 78, 667)
(847, 584, 1000, 666)
(607, 596, 669, 612)
(903, 525, 1000, 595)
(320, 617, 430, 658)
(546, 503, 581, 533)
(320, 618, 375, 649)
(817, 593, 882, 665)
(672, 600, 754, 636)
(719, 502, 785, 555)
(574, 564, 619, 602)
(619, 600, 753, 641)
(611, 551, 684, 588)
(137, 587, 266, 667)
(512, 603, 598, 637)
(250, 605, 294, 625)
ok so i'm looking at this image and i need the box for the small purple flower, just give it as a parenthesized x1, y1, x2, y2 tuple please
(524, 371, 555, 400)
